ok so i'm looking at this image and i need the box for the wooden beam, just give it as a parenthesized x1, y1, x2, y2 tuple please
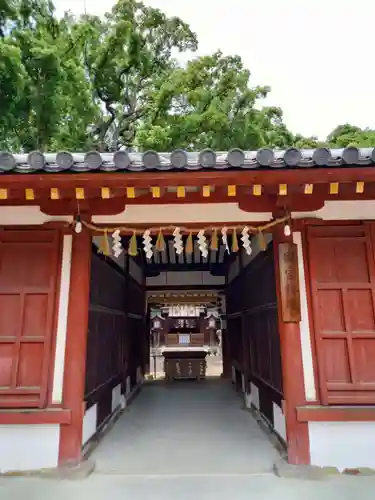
(25, 188, 35, 200)
(296, 405, 375, 422)
(2, 167, 375, 190)
(126, 187, 135, 198)
(59, 226, 92, 465)
(356, 181, 364, 194)
(239, 194, 326, 213)
(278, 242, 301, 322)
(50, 187, 60, 200)
(0, 409, 71, 425)
(101, 187, 111, 199)
(329, 182, 339, 195)
(273, 226, 310, 465)
(41, 198, 126, 216)
(202, 185, 211, 197)
(75, 187, 85, 200)
(151, 186, 161, 198)
(177, 186, 185, 198)
(145, 263, 226, 272)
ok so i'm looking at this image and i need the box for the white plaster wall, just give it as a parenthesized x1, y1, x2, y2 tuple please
(309, 421, 375, 470)
(92, 204, 273, 224)
(111, 384, 122, 413)
(0, 205, 72, 225)
(292, 200, 375, 221)
(136, 367, 143, 384)
(250, 382, 260, 409)
(0, 424, 60, 472)
(52, 235, 72, 404)
(293, 232, 317, 401)
(82, 404, 98, 446)
(273, 402, 287, 441)
(244, 393, 252, 409)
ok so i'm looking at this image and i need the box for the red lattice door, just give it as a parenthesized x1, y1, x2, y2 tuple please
(0, 230, 60, 408)
(307, 224, 375, 404)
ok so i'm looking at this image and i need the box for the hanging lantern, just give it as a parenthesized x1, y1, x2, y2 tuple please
(284, 221, 292, 237)
(74, 214, 82, 234)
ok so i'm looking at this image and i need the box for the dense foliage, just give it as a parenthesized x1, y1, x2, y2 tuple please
(0, 0, 373, 152)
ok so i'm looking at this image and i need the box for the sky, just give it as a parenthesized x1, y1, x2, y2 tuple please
(53, 0, 375, 140)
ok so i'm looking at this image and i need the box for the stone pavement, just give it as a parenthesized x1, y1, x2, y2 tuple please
(91, 378, 280, 475)
(1, 379, 375, 499)
(2, 462, 375, 500)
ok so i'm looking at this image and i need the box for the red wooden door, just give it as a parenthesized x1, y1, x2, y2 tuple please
(307, 224, 375, 404)
(0, 230, 60, 408)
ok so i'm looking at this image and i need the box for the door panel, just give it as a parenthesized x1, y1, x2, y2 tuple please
(0, 230, 60, 408)
(307, 225, 375, 404)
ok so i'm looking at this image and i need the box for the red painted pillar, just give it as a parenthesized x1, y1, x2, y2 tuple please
(59, 226, 92, 465)
(273, 226, 310, 465)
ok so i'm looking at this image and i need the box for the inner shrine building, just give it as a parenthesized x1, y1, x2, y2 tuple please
(0, 146, 375, 473)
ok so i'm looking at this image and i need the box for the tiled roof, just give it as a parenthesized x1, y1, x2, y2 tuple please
(0, 147, 375, 174)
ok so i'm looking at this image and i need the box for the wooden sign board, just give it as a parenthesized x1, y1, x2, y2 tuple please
(278, 242, 301, 323)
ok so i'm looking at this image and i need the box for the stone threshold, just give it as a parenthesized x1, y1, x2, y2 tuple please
(273, 458, 375, 480)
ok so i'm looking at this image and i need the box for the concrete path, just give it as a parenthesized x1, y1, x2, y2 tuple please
(2, 380, 375, 499)
(91, 379, 280, 475)
(2, 473, 375, 500)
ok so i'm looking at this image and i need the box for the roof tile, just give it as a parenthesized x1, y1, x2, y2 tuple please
(0, 147, 374, 174)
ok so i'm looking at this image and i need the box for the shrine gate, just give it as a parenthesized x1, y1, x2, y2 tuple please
(0, 147, 375, 473)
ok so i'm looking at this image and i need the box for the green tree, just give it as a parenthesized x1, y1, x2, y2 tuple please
(3, 0, 363, 154)
(73, 0, 198, 151)
(0, 0, 97, 152)
(135, 52, 295, 151)
(293, 134, 323, 149)
(327, 123, 375, 148)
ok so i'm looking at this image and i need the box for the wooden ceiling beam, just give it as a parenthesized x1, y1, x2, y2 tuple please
(1, 180, 375, 217)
